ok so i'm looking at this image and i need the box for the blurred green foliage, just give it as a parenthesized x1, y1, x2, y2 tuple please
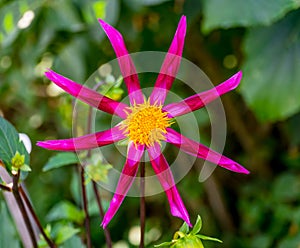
(1, 0, 300, 247)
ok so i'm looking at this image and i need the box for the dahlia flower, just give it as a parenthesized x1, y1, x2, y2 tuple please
(37, 16, 249, 228)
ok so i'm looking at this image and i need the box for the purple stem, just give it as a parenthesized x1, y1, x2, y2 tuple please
(88, 81, 112, 247)
(92, 181, 112, 247)
(79, 165, 92, 248)
(12, 171, 38, 248)
(19, 186, 57, 248)
(139, 159, 145, 248)
(0, 183, 12, 191)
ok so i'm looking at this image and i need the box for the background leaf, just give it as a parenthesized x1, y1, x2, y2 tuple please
(43, 152, 79, 172)
(55, 225, 81, 245)
(240, 10, 300, 122)
(46, 201, 85, 224)
(0, 1, 30, 47)
(202, 0, 300, 33)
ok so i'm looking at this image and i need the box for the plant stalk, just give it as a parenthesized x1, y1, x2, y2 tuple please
(0, 183, 12, 191)
(139, 160, 145, 248)
(19, 186, 57, 248)
(87, 81, 112, 247)
(79, 165, 92, 248)
(12, 171, 38, 248)
(73, 98, 92, 248)
(92, 181, 112, 247)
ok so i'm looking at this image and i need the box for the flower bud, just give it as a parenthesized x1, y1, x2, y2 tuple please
(11, 151, 25, 169)
(171, 236, 204, 248)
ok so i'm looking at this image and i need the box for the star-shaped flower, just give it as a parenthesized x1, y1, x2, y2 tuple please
(37, 16, 249, 228)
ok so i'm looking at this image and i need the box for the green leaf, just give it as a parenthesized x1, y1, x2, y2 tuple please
(124, 0, 170, 9)
(139, 0, 171, 5)
(46, 201, 85, 224)
(196, 234, 222, 243)
(85, 162, 112, 183)
(20, 164, 31, 172)
(92, 1, 107, 19)
(53, 38, 87, 82)
(43, 152, 78, 172)
(154, 241, 174, 247)
(250, 234, 272, 248)
(272, 172, 300, 202)
(240, 10, 300, 122)
(55, 225, 80, 245)
(0, 117, 30, 173)
(0, 0, 39, 48)
(202, 0, 300, 33)
(45, 0, 82, 31)
(278, 233, 300, 248)
(3, 12, 14, 33)
(179, 222, 189, 234)
(190, 215, 202, 235)
(60, 235, 85, 248)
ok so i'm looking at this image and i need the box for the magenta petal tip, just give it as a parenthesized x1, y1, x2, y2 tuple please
(236, 164, 250, 174)
(98, 18, 106, 27)
(36, 141, 49, 149)
(44, 69, 61, 83)
(179, 15, 187, 26)
(101, 220, 108, 229)
(231, 70, 243, 89)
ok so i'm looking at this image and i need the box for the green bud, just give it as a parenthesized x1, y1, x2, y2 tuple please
(171, 236, 204, 248)
(155, 215, 222, 248)
(11, 151, 31, 173)
(11, 151, 25, 169)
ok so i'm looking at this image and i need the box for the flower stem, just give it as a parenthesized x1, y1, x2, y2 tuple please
(12, 171, 38, 248)
(0, 183, 12, 191)
(79, 165, 92, 248)
(19, 186, 57, 248)
(87, 82, 112, 247)
(140, 160, 145, 248)
(73, 98, 92, 248)
(92, 181, 112, 247)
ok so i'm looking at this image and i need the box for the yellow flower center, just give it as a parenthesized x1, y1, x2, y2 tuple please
(121, 99, 173, 147)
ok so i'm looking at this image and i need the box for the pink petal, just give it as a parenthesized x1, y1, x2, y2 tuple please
(150, 16, 187, 105)
(102, 143, 144, 228)
(163, 71, 242, 117)
(45, 70, 128, 118)
(147, 143, 191, 226)
(99, 20, 144, 105)
(166, 128, 249, 174)
(36, 125, 125, 151)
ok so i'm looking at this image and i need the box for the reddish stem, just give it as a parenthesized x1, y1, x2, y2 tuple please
(139, 160, 145, 248)
(12, 171, 38, 248)
(19, 186, 57, 248)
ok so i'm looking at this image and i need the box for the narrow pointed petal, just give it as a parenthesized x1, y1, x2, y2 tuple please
(36, 126, 125, 151)
(166, 128, 249, 174)
(147, 143, 191, 226)
(163, 71, 242, 117)
(150, 16, 187, 105)
(45, 70, 128, 118)
(102, 143, 144, 228)
(99, 20, 144, 105)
